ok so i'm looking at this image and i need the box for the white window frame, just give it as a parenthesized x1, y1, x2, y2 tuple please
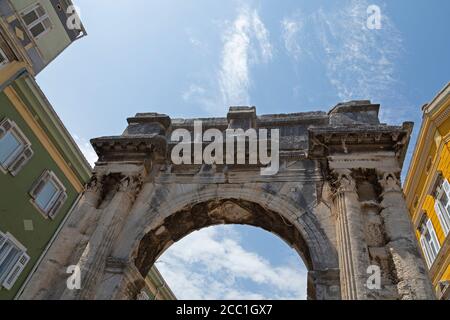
(20, 2, 52, 40)
(0, 48, 9, 68)
(0, 118, 33, 176)
(30, 170, 67, 219)
(0, 231, 30, 291)
(419, 218, 441, 268)
(435, 179, 450, 237)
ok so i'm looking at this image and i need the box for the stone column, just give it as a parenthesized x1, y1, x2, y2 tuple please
(377, 171, 435, 299)
(20, 173, 104, 300)
(333, 169, 371, 300)
(62, 173, 143, 300)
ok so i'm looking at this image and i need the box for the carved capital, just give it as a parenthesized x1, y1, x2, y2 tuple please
(332, 169, 357, 195)
(117, 174, 143, 192)
(86, 172, 104, 194)
(377, 171, 402, 194)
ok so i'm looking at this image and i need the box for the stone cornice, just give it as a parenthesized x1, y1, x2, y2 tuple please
(90, 103, 413, 168)
(308, 123, 413, 163)
(91, 134, 167, 162)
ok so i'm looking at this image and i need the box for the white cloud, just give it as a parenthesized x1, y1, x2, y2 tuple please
(73, 134, 97, 167)
(181, 7, 272, 115)
(156, 226, 307, 300)
(182, 84, 206, 101)
(186, 28, 209, 53)
(251, 11, 273, 64)
(281, 17, 303, 61)
(281, 0, 407, 122)
(219, 7, 273, 107)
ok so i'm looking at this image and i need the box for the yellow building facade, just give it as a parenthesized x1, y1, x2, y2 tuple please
(404, 83, 450, 300)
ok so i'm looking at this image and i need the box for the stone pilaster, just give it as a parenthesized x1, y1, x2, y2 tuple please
(377, 171, 435, 299)
(332, 169, 371, 300)
(62, 173, 143, 300)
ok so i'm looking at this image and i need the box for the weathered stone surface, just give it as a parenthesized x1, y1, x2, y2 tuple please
(20, 102, 435, 300)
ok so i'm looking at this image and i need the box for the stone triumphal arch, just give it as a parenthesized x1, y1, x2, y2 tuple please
(21, 101, 435, 300)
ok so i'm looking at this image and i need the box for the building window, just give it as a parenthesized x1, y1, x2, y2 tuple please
(0, 48, 8, 68)
(435, 179, 450, 236)
(20, 2, 52, 39)
(29, 170, 67, 219)
(419, 218, 441, 268)
(0, 118, 34, 176)
(0, 231, 30, 290)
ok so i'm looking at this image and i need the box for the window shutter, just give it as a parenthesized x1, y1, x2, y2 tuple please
(9, 147, 33, 176)
(48, 192, 67, 219)
(426, 219, 441, 254)
(29, 170, 51, 199)
(435, 199, 450, 236)
(420, 236, 432, 268)
(2, 253, 29, 290)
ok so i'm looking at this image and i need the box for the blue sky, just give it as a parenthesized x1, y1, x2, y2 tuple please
(36, 0, 450, 299)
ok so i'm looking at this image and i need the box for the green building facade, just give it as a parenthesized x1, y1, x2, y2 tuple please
(0, 74, 91, 300)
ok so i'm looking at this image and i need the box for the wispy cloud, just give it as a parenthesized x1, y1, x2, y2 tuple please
(156, 226, 307, 300)
(182, 6, 273, 115)
(182, 84, 206, 101)
(185, 28, 209, 53)
(219, 7, 273, 106)
(281, 17, 303, 61)
(281, 0, 408, 123)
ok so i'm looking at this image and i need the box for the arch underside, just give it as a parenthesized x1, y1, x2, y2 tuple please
(135, 198, 313, 278)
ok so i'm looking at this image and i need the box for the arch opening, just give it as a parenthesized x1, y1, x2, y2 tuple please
(132, 198, 322, 299)
(135, 199, 313, 277)
(155, 224, 308, 299)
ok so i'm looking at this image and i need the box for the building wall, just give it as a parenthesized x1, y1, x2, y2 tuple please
(1, 0, 85, 76)
(10, 0, 71, 64)
(404, 83, 450, 299)
(0, 89, 81, 299)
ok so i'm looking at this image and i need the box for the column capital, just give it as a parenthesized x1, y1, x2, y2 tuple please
(117, 174, 143, 192)
(377, 171, 402, 194)
(85, 172, 104, 194)
(331, 168, 357, 195)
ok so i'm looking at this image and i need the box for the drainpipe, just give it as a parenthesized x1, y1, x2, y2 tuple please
(14, 192, 84, 300)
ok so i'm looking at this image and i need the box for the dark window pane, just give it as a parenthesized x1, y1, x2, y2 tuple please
(22, 10, 38, 26)
(30, 23, 45, 37)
